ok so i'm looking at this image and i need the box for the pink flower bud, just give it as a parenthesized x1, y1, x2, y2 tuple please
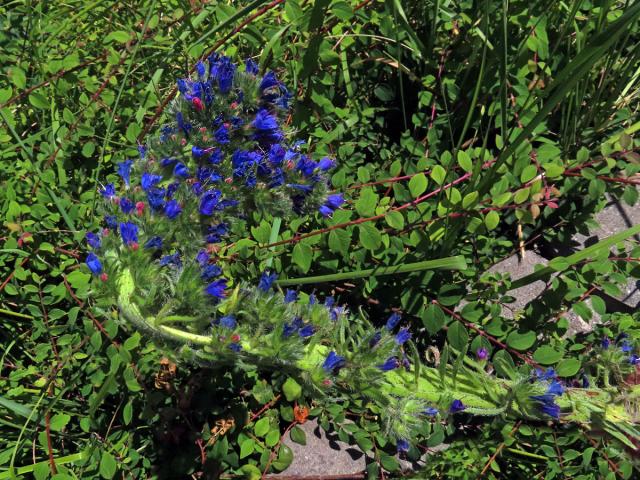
(225, 177, 233, 184)
(192, 97, 204, 111)
(100, 273, 108, 282)
(131, 242, 139, 251)
(136, 201, 145, 216)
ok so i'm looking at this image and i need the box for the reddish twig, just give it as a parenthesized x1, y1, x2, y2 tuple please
(0, 256, 30, 293)
(250, 394, 281, 422)
(262, 421, 297, 479)
(563, 171, 640, 185)
(478, 421, 522, 478)
(262, 161, 493, 249)
(434, 301, 541, 369)
(62, 274, 111, 339)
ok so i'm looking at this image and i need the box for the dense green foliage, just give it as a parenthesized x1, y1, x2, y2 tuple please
(1, 0, 640, 479)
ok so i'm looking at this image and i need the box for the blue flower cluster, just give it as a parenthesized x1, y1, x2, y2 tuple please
(86, 55, 347, 313)
(529, 368, 564, 419)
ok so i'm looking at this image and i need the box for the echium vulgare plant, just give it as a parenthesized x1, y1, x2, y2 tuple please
(85, 55, 640, 453)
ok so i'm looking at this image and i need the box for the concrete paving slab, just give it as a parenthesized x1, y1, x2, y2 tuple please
(573, 193, 640, 308)
(275, 419, 366, 477)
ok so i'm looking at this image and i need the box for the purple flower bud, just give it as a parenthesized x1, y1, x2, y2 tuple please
(476, 347, 488, 361)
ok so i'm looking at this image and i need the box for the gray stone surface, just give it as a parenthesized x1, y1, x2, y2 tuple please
(485, 251, 600, 335)
(573, 193, 640, 309)
(276, 419, 366, 477)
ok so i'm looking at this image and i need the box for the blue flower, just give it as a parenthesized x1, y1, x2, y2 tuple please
(144, 236, 162, 249)
(117, 160, 134, 187)
(581, 375, 590, 388)
(206, 223, 228, 243)
(258, 271, 278, 292)
(268, 144, 286, 165)
(147, 187, 166, 211)
(547, 381, 564, 396)
(120, 197, 135, 214)
(322, 351, 346, 374)
(104, 215, 117, 230)
(317, 157, 335, 171)
(245, 58, 259, 75)
(159, 252, 181, 267)
(396, 439, 410, 453)
(259, 71, 279, 91)
(533, 368, 556, 381)
(196, 249, 209, 265)
(164, 199, 182, 219)
(100, 183, 116, 198)
(141, 173, 162, 191)
(119, 222, 138, 246)
(299, 325, 315, 338)
(620, 341, 633, 353)
(173, 162, 190, 178)
(288, 183, 313, 193)
(229, 343, 242, 352)
(424, 407, 439, 416)
(630, 354, 639, 365)
(219, 315, 236, 329)
(160, 157, 177, 168)
(209, 148, 224, 165)
(86, 252, 102, 275)
(284, 289, 298, 303)
(210, 55, 236, 94)
(530, 394, 560, 419)
(200, 189, 222, 215)
(385, 313, 401, 331)
(251, 109, 283, 143)
(476, 347, 488, 361)
(296, 156, 316, 177)
(318, 205, 334, 217)
(214, 125, 230, 144)
(176, 112, 191, 136)
(283, 317, 303, 338)
(602, 337, 611, 349)
(201, 264, 222, 281)
(196, 61, 206, 79)
(166, 182, 180, 198)
(192, 146, 209, 159)
(205, 278, 227, 299)
(449, 399, 466, 414)
(86, 232, 101, 249)
(138, 145, 146, 159)
(369, 331, 382, 348)
(378, 357, 399, 371)
(395, 329, 411, 345)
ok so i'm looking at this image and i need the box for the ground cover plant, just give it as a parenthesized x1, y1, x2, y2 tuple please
(1, 1, 640, 479)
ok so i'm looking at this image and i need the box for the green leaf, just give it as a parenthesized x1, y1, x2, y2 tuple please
(506, 330, 536, 351)
(271, 444, 294, 471)
(556, 358, 581, 377)
(359, 223, 381, 251)
(462, 191, 479, 209)
(0, 87, 13, 103)
(355, 187, 378, 216)
(484, 210, 500, 230)
(385, 210, 405, 229)
(292, 243, 312, 273)
(532, 346, 563, 365)
(254, 417, 270, 437)
(104, 31, 130, 43)
(99, 452, 117, 479)
(408, 173, 428, 197)
(447, 321, 468, 351)
(430, 165, 446, 185)
(29, 92, 49, 110)
(290, 426, 307, 445)
(457, 151, 473, 173)
(239, 439, 255, 459)
(49, 413, 70, 432)
(421, 304, 445, 335)
(520, 165, 537, 183)
(265, 428, 280, 447)
(282, 377, 302, 401)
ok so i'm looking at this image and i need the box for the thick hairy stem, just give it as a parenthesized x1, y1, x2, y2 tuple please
(116, 268, 638, 426)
